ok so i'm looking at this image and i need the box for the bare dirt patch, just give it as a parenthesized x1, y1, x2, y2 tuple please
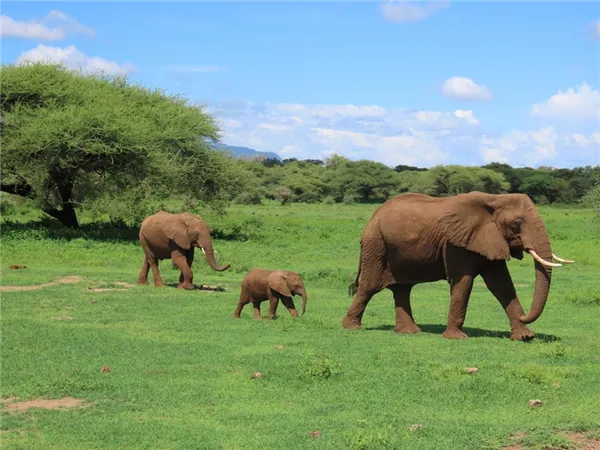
(9, 265, 27, 270)
(51, 315, 74, 321)
(0, 275, 83, 292)
(502, 430, 600, 450)
(86, 280, 135, 292)
(562, 432, 600, 450)
(1, 397, 90, 414)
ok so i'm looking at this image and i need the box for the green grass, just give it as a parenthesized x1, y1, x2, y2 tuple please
(1, 202, 599, 449)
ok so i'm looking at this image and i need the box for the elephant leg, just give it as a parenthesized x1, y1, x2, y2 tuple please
(137, 257, 150, 285)
(280, 296, 299, 318)
(390, 284, 420, 334)
(178, 251, 195, 289)
(233, 287, 249, 319)
(172, 251, 194, 290)
(252, 301, 262, 320)
(480, 261, 536, 341)
(442, 273, 474, 339)
(267, 293, 279, 320)
(342, 285, 379, 329)
(148, 257, 164, 287)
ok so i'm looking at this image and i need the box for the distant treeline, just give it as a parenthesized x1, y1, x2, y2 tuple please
(230, 155, 600, 206)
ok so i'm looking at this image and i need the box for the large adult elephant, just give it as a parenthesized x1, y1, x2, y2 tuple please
(137, 211, 230, 289)
(342, 192, 574, 341)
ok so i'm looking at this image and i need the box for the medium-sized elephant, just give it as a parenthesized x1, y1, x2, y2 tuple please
(233, 269, 308, 320)
(137, 211, 230, 289)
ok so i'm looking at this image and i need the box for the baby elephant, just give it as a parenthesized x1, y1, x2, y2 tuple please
(234, 269, 307, 320)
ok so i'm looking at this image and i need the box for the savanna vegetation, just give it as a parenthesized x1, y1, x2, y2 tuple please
(2, 64, 599, 230)
(1, 202, 600, 449)
(1, 63, 599, 449)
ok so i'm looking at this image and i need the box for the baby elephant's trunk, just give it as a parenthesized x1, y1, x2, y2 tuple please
(301, 291, 307, 315)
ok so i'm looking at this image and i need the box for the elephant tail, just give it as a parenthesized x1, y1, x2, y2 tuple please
(348, 244, 362, 297)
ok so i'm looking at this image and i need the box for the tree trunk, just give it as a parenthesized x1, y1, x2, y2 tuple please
(44, 173, 79, 228)
(44, 202, 79, 228)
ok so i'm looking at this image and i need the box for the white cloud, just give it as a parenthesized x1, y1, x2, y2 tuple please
(258, 123, 292, 132)
(16, 45, 137, 76)
(212, 101, 480, 166)
(453, 110, 480, 126)
(531, 83, 600, 121)
(166, 64, 223, 74)
(441, 76, 493, 102)
(0, 10, 95, 41)
(211, 99, 599, 168)
(380, 1, 448, 23)
(481, 126, 599, 167)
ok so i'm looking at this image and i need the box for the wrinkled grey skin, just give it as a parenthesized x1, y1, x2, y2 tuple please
(233, 269, 308, 319)
(138, 211, 230, 289)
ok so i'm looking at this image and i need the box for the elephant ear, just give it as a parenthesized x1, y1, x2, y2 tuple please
(164, 218, 191, 250)
(267, 272, 292, 297)
(438, 193, 510, 261)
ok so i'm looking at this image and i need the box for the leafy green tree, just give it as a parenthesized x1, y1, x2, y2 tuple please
(277, 160, 327, 203)
(325, 156, 400, 203)
(428, 165, 509, 196)
(397, 170, 437, 195)
(1, 63, 237, 228)
(582, 183, 600, 218)
(520, 173, 557, 204)
(483, 163, 525, 193)
(393, 164, 428, 173)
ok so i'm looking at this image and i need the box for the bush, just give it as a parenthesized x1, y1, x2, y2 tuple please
(234, 191, 263, 205)
(582, 184, 600, 218)
(275, 187, 292, 205)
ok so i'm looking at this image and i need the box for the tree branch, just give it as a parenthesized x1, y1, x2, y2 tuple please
(1, 182, 33, 198)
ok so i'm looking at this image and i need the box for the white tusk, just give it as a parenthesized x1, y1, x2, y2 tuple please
(201, 248, 206, 254)
(552, 253, 575, 264)
(528, 250, 562, 267)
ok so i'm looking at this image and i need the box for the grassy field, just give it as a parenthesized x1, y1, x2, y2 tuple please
(1, 201, 599, 449)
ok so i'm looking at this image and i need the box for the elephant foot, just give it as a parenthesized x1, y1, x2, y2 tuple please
(510, 327, 536, 342)
(442, 328, 468, 339)
(395, 324, 422, 334)
(232, 314, 241, 319)
(137, 279, 149, 286)
(342, 315, 362, 329)
(153, 282, 165, 288)
(178, 282, 195, 290)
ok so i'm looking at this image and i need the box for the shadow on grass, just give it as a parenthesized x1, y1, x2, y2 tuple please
(366, 323, 561, 341)
(1, 219, 140, 242)
(165, 283, 227, 292)
(1, 218, 256, 243)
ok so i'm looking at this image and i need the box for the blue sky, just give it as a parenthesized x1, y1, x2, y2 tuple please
(2, 1, 599, 168)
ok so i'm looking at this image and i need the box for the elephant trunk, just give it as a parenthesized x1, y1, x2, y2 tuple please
(198, 237, 230, 272)
(519, 218, 553, 325)
(300, 291, 307, 316)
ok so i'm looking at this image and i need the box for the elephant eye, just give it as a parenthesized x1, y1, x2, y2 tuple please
(510, 218, 523, 230)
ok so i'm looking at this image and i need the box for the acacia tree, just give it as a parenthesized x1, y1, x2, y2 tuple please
(1, 63, 237, 228)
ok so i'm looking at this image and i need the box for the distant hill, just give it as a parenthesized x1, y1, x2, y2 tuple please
(211, 142, 282, 161)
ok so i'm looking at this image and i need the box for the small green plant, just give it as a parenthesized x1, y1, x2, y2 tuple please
(541, 342, 566, 358)
(302, 353, 341, 380)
